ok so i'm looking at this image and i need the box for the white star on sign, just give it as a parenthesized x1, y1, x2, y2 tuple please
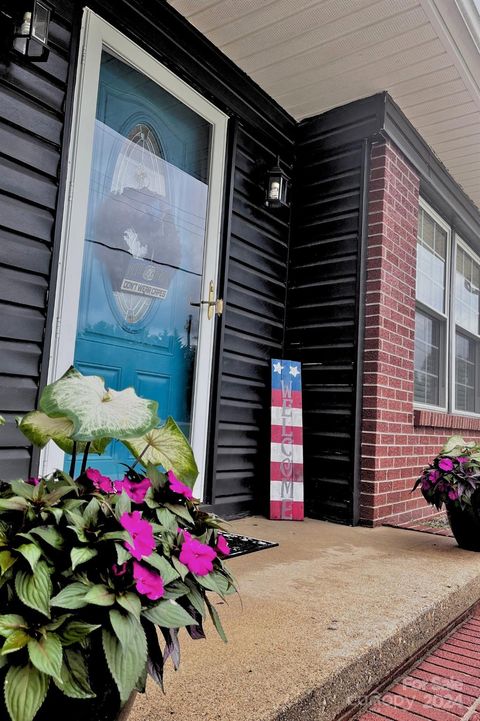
(273, 362, 284, 374)
(289, 365, 300, 377)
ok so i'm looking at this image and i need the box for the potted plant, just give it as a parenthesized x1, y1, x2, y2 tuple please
(0, 368, 234, 721)
(413, 435, 480, 551)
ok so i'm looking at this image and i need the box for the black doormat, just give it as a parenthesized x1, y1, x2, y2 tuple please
(222, 532, 278, 558)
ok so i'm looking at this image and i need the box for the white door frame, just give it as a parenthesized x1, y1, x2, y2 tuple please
(41, 8, 228, 500)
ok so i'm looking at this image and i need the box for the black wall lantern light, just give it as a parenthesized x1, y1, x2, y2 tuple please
(12, 0, 52, 62)
(264, 157, 290, 209)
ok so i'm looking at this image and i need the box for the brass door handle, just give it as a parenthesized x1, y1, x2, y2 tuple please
(190, 280, 223, 320)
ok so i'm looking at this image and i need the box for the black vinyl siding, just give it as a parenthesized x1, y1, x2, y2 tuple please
(285, 97, 381, 523)
(0, 2, 74, 480)
(213, 127, 291, 516)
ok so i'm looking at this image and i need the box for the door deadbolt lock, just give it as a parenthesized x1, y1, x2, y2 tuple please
(190, 280, 224, 320)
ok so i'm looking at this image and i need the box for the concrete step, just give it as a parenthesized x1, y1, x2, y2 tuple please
(130, 517, 480, 721)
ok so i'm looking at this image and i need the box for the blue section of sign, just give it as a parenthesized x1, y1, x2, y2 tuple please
(271, 358, 302, 391)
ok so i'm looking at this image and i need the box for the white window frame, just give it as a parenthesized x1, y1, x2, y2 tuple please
(414, 198, 451, 412)
(452, 236, 480, 417)
(40, 8, 228, 500)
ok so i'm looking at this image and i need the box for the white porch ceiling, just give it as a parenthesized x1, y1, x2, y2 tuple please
(168, 0, 480, 209)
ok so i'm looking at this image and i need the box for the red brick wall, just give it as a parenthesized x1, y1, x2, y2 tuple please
(360, 139, 480, 526)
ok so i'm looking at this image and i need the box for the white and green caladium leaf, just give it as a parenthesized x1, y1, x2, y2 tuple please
(39, 367, 159, 441)
(17, 411, 110, 454)
(122, 417, 198, 486)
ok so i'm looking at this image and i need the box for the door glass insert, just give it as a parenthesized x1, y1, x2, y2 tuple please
(71, 50, 212, 476)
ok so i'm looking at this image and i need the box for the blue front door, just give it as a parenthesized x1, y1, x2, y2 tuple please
(69, 51, 213, 477)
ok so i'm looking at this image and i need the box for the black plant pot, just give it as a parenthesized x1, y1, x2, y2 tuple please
(447, 491, 480, 551)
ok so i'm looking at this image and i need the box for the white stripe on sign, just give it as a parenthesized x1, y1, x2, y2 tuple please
(270, 442, 304, 463)
(270, 480, 304, 502)
(271, 406, 303, 427)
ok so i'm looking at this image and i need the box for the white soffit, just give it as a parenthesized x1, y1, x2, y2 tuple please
(168, 0, 480, 209)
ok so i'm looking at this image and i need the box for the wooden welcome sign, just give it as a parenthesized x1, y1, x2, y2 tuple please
(270, 359, 304, 521)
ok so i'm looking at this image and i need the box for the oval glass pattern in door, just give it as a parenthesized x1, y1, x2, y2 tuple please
(70, 50, 212, 476)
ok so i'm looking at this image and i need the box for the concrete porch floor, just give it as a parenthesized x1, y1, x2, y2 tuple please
(130, 517, 480, 721)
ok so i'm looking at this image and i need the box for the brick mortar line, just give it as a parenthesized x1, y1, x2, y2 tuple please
(460, 693, 480, 721)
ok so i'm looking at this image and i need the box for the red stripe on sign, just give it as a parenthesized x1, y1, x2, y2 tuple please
(270, 461, 304, 482)
(270, 426, 303, 444)
(271, 389, 302, 408)
(269, 501, 304, 521)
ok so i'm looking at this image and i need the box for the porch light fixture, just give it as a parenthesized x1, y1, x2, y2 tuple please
(13, 1, 52, 62)
(264, 157, 289, 209)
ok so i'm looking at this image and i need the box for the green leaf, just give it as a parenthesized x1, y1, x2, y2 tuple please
(185, 581, 205, 618)
(50, 582, 88, 610)
(0, 615, 27, 638)
(45, 614, 71, 632)
(16, 543, 42, 572)
(122, 417, 198, 485)
(196, 571, 231, 596)
(102, 624, 147, 703)
(109, 609, 137, 647)
(164, 502, 193, 524)
(53, 649, 95, 699)
(1, 630, 30, 655)
(7, 480, 35, 500)
(0, 550, 16, 574)
(172, 556, 189, 581)
(117, 593, 141, 620)
(156, 507, 177, 531)
(17, 410, 110, 454)
(144, 553, 179, 585)
(0, 496, 29, 512)
(162, 581, 190, 601)
(0, 415, 4, 425)
(15, 562, 52, 618)
(39, 366, 159, 441)
(4, 664, 49, 721)
(70, 546, 98, 571)
(84, 584, 115, 606)
(142, 600, 197, 628)
(114, 491, 131, 520)
(115, 543, 131, 565)
(205, 596, 227, 643)
(28, 633, 62, 681)
(58, 620, 100, 646)
(30, 526, 64, 550)
(100, 531, 129, 542)
(83, 497, 100, 526)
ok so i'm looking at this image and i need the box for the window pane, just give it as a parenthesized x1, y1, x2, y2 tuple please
(416, 209, 447, 313)
(455, 332, 476, 412)
(414, 310, 442, 406)
(455, 246, 480, 335)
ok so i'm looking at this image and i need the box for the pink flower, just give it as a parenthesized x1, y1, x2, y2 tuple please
(216, 535, 231, 557)
(438, 458, 454, 472)
(119, 511, 155, 560)
(429, 470, 441, 483)
(179, 537, 217, 576)
(26, 477, 40, 486)
(167, 470, 193, 500)
(457, 456, 469, 464)
(448, 489, 459, 501)
(115, 476, 151, 503)
(133, 562, 164, 600)
(86, 468, 115, 493)
(112, 563, 128, 577)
